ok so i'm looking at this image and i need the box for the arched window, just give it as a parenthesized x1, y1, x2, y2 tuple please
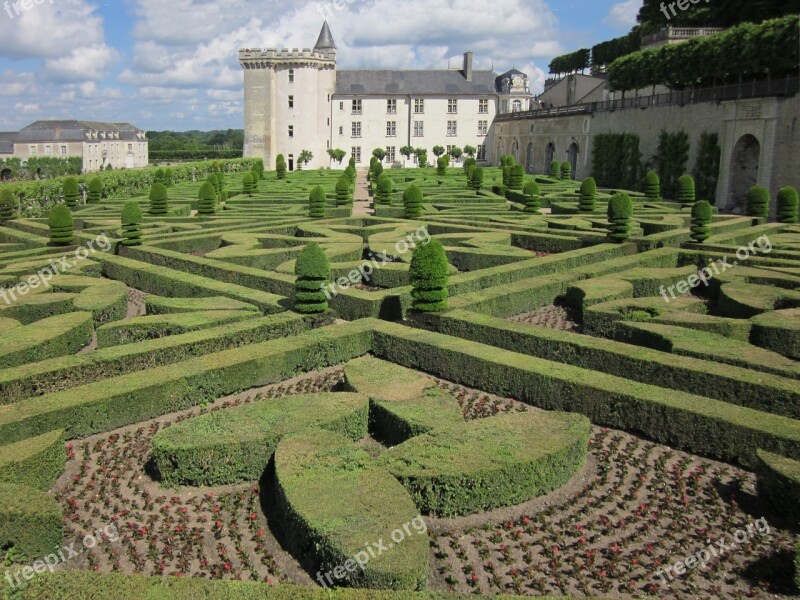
(512, 100, 522, 112)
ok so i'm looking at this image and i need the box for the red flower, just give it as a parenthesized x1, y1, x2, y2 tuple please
(224, 563, 232, 571)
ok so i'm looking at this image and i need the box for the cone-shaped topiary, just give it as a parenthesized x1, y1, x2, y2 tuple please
(0, 188, 18, 223)
(294, 242, 330, 314)
(678, 175, 695, 204)
(510, 164, 525, 189)
(345, 165, 356, 184)
(242, 173, 255, 195)
(335, 175, 351, 206)
(746, 185, 770, 218)
(87, 178, 102, 204)
(436, 157, 447, 176)
(376, 173, 393, 205)
(216, 171, 225, 195)
(645, 170, 661, 201)
(197, 182, 217, 215)
(472, 167, 484, 193)
(502, 165, 512, 187)
(690, 200, 713, 243)
(403, 185, 423, 219)
(561, 161, 572, 180)
(276, 154, 287, 180)
(63, 177, 80, 207)
(121, 202, 143, 247)
(579, 177, 597, 212)
(777, 186, 799, 223)
(549, 160, 561, 179)
(410, 238, 449, 312)
(48, 205, 74, 246)
(309, 186, 326, 218)
(523, 181, 541, 213)
(149, 183, 168, 215)
(607, 193, 633, 243)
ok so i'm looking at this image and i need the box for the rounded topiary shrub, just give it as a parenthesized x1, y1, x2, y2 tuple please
(678, 174, 695, 204)
(579, 177, 597, 212)
(48, 205, 74, 246)
(463, 157, 477, 173)
(510, 164, 525, 189)
(645, 170, 661, 201)
(197, 181, 217, 215)
(472, 167, 484, 193)
(87, 178, 102, 204)
(372, 161, 384, 180)
(410, 238, 449, 312)
(206, 174, 218, 198)
(345, 165, 356, 184)
(242, 173, 255, 195)
(436, 157, 447, 176)
(549, 160, 561, 179)
(466, 164, 477, 187)
(376, 173, 393, 205)
(0, 188, 18, 223)
(502, 165, 512, 187)
(276, 154, 287, 180)
(561, 161, 572, 180)
(607, 193, 633, 243)
(690, 200, 713, 243)
(63, 177, 80, 207)
(777, 186, 799, 223)
(154, 168, 166, 185)
(294, 243, 330, 314)
(523, 181, 540, 213)
(149, 183, 168, 215)
(309, 186, 326, 218)
(121, 202, 143, 247)
(348, 157, 356, 169)
(403, 184, 423, 219)
(336, 175, 351, 206)
(746, 185, 770, 218)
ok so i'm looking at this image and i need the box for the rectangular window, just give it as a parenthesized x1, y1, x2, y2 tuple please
(61, 146, 68, 156)
(386, 121, 396, 137)
(387, 99, 397, 114)
(288, 95, 294, 109)
(479, 99, 489, 114)
(414, 98, 424, 114)
(339, 126, 343, 135)
(477, 144, 486, 160)
(351, 122, 361, 138)
(478, 120, 488, 136)
(340, 101, 344, 110)
(448, 98, 458, 114)
(126, 144, 132, 152)
(446, 145, 452, 154)
(288, 125, 294, 138)
(45, 145, 52, 156)
(288, 69, 294, 83)
(386, 146, 395, 162)
(447, 121, 457, 137)
(351, 146, 362, 163)
(29, 145, 36, 156)
(413, 121, 424, 137)
(351, 99, 362, 115)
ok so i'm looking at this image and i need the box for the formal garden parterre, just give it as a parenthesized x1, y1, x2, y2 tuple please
(0, 158, 798, 599)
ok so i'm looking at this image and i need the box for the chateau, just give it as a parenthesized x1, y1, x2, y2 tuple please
(239, 22, 533, 170)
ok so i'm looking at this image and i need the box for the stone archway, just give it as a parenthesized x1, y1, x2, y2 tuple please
(544, 142, 555, 173)
(525, 142, 534, 174)
(729, 134, 760, 214)
(567, 142, 579, 180)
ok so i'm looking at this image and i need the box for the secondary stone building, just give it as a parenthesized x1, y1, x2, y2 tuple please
(239, 21, 533, 170)
(0, 120, 149, 173)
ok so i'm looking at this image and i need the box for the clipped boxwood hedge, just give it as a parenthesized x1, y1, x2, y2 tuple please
(0, 483, 62, 559)
(0, 312, 93, 368)
(755, 449, 800, 521)
(0, 429, 65, 490)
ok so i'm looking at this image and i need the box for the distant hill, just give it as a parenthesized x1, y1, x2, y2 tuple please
(146, 129, 244, 161)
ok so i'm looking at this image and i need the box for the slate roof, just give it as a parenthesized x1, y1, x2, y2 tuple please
(314, 21, 336, 51)
(15, 121, 144, 143)
(334, 69, 500, 96)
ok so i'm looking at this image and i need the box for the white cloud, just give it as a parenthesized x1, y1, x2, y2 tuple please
(603, 0, 642, 30)
(42, 44, 120, 82)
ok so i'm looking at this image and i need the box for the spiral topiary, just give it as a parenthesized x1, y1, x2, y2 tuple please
(121, 202, 143, 247)
(777, 186, 799, 223)
(335, 176, 351, 206)
(678, 175, 695, 204)
(149, 183, 168, 215)
(607, 193, 633, 243)
(345, 165, 356, 184)
(87, 178, 102, 204)
(376, 173, 393, 205)
(523, 181, 541, 213)
(242, 173, 255, 195)
(410, 238, 449, 312)
(690, 200, 713, 243)
(48, 205, 74, 246)
(746, 185, 770, 218)
(404, 184, 423, 219)
(0, 188, 18, 223)
(436, 157, 447, 176)
(510, 164, 525, 189)
(579, 177, 597, 213)
(549, 160, 561, 179)
(466, 164, 477, 188)
(561, 161, 572, 181)
(63, 177, 80, 207)
(276, 154, 287, 180)
(197, 182, 217, 215)
(309, 186, 326, 218)
(645, 170, 661, 201)
(294, 243, 331, 314)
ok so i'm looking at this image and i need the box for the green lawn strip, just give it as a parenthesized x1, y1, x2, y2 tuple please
(370, 320, 800, 467)
(0, 312, 93, 369)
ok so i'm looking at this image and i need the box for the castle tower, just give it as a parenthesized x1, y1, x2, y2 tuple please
(239, 22, 337, 170)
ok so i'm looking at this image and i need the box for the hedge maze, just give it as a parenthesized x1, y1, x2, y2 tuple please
(0, 160, 798, 598)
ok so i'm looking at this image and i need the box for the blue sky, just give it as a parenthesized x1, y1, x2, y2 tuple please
(0, 0, 642, 132)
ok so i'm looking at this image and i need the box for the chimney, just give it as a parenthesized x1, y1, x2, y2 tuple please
(463, 51, 473, 82)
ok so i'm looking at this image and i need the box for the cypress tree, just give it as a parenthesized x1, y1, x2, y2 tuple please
(579, 177, 597, 212)
(746, 185, 770, 218)
(309, 186, 326, 218)
(404, 184, 423, 219)
(197, 182, 217, 215)
(48, 205, 74, 246)
(523, 181, 541, 213)
(410, 238, 449, 312)
(149, 183, 168, 215)
(777, 186, 798, 223)
(690, 200, 713, 242)
(121, 202, 143, 247)
(87, 178, 102, 204)
(63, 177, 80, 207)
(294, 243, 330, 314)
(607, 193, 633, 242)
